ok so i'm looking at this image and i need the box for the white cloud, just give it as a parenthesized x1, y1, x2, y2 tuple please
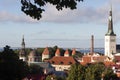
(0, 0, 120, 24)
(0, 11, 39, 23)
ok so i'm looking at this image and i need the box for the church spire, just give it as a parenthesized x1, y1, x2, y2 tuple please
(105, 6, 116, 36)
(22, 35, 25, 49)
(19, 35, 26, 61)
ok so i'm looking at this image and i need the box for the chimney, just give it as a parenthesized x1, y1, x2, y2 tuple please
(90, 35, 94, 55)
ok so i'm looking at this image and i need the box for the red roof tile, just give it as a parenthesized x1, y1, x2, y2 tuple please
(55, 48, 60, 55)
(48, 56, 77, 65)
(64, 49, 69, 54)
(104, 61, 115, 67)
(72, 48, 76, 55)
(82, 56, 92, 63)
(92, 56, 106, 62)
(42, 47, 50, 55)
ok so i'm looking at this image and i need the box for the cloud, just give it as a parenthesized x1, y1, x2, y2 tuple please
(0, 11, 39, 23)
(0, 0, 120, 24)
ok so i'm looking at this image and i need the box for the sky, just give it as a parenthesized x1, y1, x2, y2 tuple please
(0, 0, 120, 48)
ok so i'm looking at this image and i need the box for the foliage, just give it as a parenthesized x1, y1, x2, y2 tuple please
(14, 48, 32, 56)
(85, 63, 105, 80)
(67, 63, 85, 80)
(67, 62, 118, 80)
(21, 0, 83, 20)
(46, 75, 57, 80)
(29, 64, 43, 74)
(103, 68, 118, 80)
(0, 45, 29, 80)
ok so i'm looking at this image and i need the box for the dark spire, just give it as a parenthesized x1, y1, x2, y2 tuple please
(21, 35, 25, 49)
(19, 35, 26, 57)
(105, 6, 116, 36)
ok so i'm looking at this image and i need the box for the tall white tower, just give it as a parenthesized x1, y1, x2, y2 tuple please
(105, 7, 116, 58)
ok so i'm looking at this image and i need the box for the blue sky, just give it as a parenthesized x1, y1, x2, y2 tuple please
(0, 0, 120, 48)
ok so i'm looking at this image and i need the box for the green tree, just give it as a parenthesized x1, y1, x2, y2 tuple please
(67, 63, 85, 80)
(103, 68, 118, 80)
(0, 45, 29, 80)
(21, 0, 83, 20)
(29, 64, 43, 74)
(85, 63, 105, 80)
(46, 75, 57, 80)
(67, 62, 118, 80)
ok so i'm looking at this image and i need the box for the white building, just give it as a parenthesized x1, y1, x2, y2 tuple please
(42, 47, 50, 61)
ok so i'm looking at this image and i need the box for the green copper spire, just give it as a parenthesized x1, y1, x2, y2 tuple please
(105, 6, 116, 36)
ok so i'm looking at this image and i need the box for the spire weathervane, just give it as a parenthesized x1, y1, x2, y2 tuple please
(105, 5, 116, 36)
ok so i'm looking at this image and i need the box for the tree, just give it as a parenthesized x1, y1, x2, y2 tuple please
(103, 68, 118, 80)
(85, 63, 105, 80)
(67, 63, 85, 80)
(21, 0, 83, 20)
(85, 63, 118, 80)
(46, 75, 57, 80)
(0, 45, 29, 80)
(67, 62, 118, 80)
(29, 64, 43, 74)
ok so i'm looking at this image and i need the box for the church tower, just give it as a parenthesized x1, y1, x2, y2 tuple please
(19, 35, 26, 61)
(105, 7, 116, 58)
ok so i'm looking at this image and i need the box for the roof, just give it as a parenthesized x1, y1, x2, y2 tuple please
(55, 48, 61, 55)
(92, 56, 106, 62)
(72, 48, 76, 55)
(104, 61, 115, 67)
(82, 55, 91, 64)
(80, 55, 108, 65)
(64, 49, 69, 54)
(48, 56, 77, 65)
(105, 8, 116, 36)
(42, 47, 50, 55)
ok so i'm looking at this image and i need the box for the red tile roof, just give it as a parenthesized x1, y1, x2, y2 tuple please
(64, 49, 69, 55)
(72, 48, 76, 55)
(82, 55, 92, 63)
(42, 47, 50, 55)
(48, 56, 77, 65)
(104, 61, 115, 67)
(55, 48, 60, 55)
(92, 56, 106, 62)
(80, 55, 108, 65)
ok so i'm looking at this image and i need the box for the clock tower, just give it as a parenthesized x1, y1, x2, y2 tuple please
(105, 7, 116, 58)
